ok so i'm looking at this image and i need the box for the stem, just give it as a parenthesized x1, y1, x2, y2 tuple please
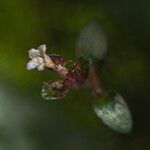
(86, 67, 107, 99)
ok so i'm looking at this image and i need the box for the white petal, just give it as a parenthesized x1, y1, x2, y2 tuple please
(38, 45, 46, 53)
(36, 57, 45, 71)
(26, 58, 38, 70)
(36, 57, 44, 64)
(28, 49, 40, 58)
(37, 63, 45, 71)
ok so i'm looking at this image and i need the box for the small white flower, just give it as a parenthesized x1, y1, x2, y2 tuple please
(27, 44, 55, 71)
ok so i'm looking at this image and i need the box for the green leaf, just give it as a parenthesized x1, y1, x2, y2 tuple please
(76, 21, 107, 61)
(93, 92, 133, 133)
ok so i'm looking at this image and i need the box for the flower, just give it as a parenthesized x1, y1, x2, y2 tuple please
(26, 45, 55, 71)
(27, 45, 93, 100)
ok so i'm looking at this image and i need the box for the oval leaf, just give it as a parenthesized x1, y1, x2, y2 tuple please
(76, 21, 107, 61)
(93, 92, 133, 133)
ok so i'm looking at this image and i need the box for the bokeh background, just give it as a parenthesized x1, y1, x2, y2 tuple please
(0, 0, 150, 150)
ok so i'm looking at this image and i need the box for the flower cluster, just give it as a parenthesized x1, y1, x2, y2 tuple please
(27, 45, 55, 71)
(27, 45, 92, 100)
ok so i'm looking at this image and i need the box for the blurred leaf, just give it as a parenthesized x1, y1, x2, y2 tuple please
(76, 21, 107, 61)
(93, 92, 133, 133)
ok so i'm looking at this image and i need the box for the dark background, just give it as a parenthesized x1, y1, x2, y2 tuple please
(0, 0, 149, 149)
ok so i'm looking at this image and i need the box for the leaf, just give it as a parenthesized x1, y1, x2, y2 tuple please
(93, 92, 133, 133)
(76, 21, 107, 61)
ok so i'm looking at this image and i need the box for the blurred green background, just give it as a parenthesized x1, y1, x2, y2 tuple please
(0, 0, 149, 150)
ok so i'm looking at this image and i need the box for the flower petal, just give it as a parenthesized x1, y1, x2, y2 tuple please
(37, 63, 45, 71)
(36, 57, 45, 71)
(26, 58, 38, 70)
(28, 49, 40, 58)
(36, 57, 44, 63)
(38, 45, 46, 53)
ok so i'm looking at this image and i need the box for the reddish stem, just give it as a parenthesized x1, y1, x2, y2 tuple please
(86, 67, 107, 98)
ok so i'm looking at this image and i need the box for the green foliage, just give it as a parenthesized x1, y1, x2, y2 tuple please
(76, 21, 107, 61)
(93, 92, 133, 133)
